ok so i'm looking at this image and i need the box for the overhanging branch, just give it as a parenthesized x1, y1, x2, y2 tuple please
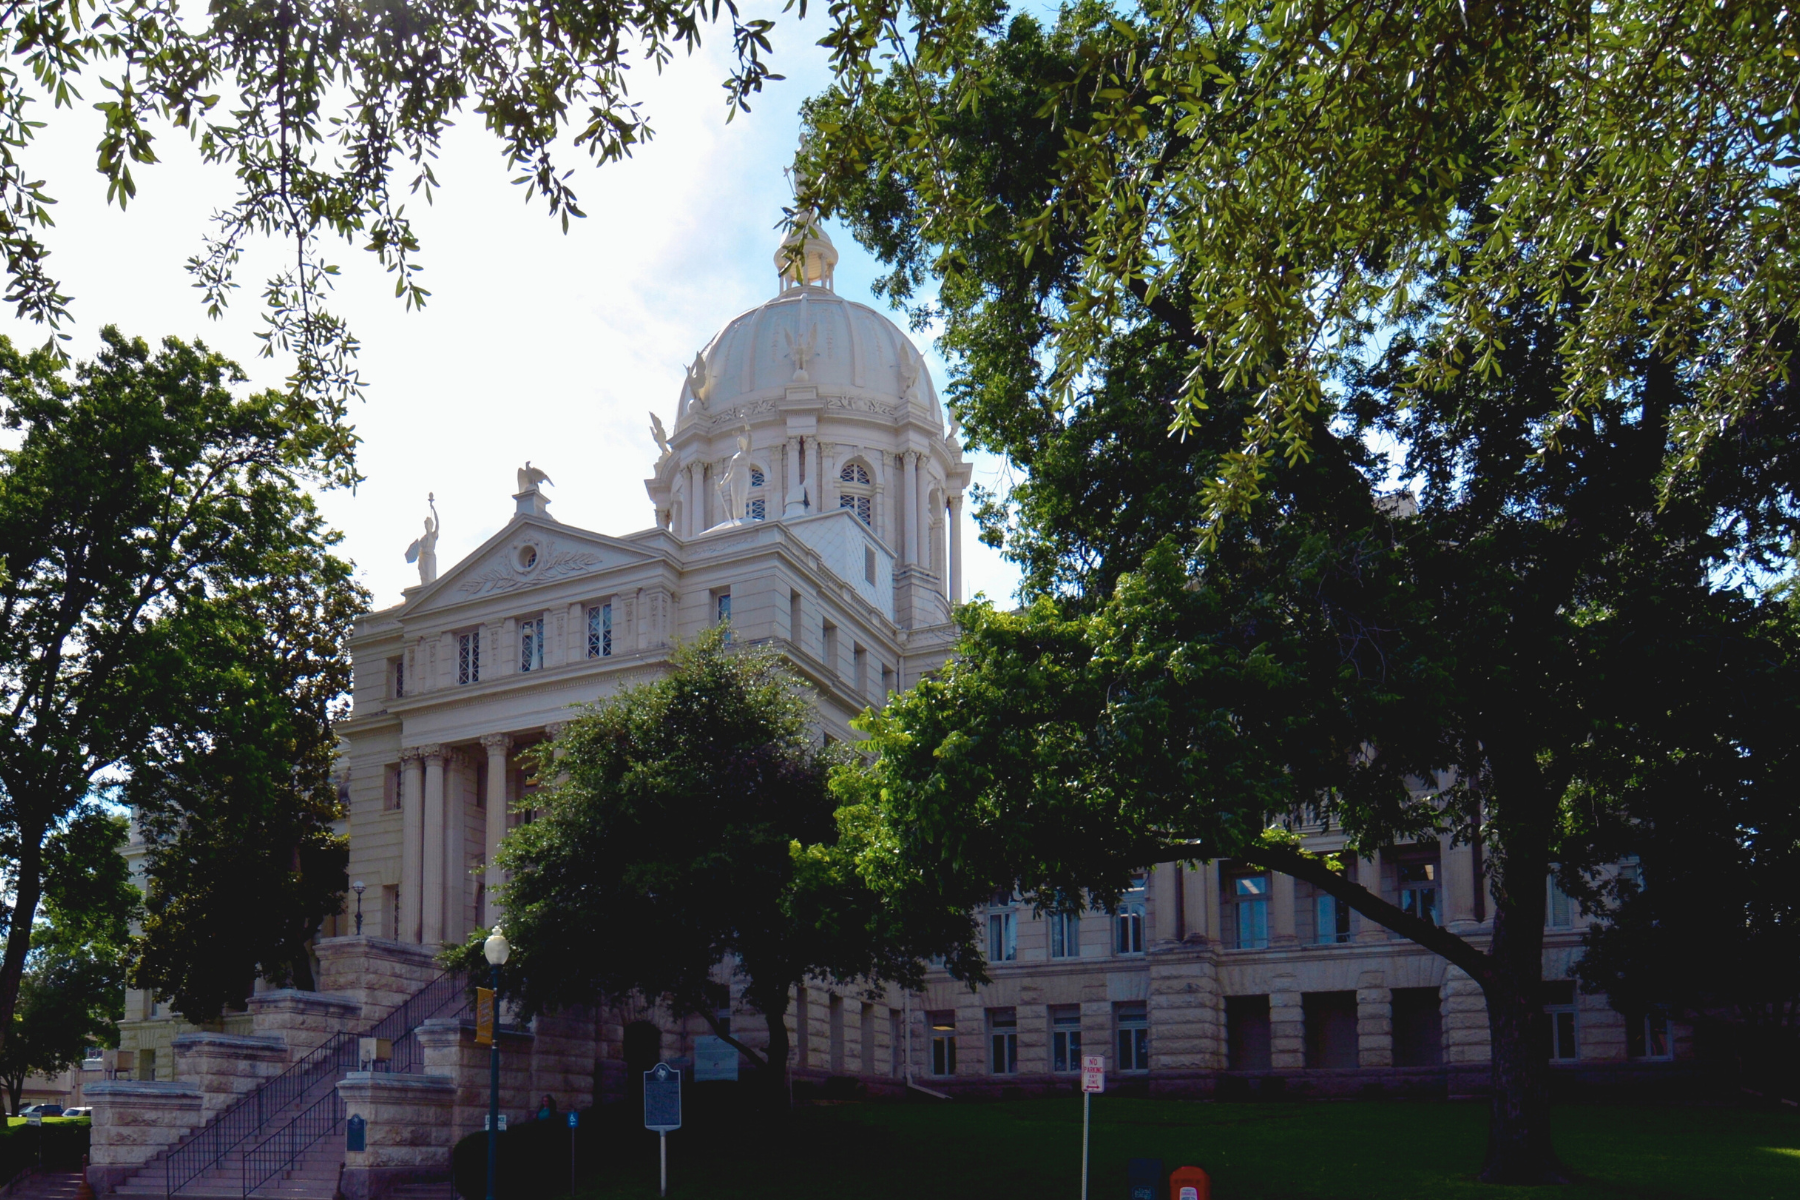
(1164, 840, 1494, 986)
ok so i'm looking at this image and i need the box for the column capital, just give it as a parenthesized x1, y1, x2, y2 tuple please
(480, 733, 513, 754)
(399, 747, 423, 765)
(417, 743, 446, 764)
(543, 721, 569, 740)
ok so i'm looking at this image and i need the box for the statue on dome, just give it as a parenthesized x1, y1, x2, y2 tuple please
(716, 432, 753, 522)
(784, 323, 819, 383)
(404, 493, 440, 586)
(649, 411, 671, 459)
(517, 461, 554, 493)
(683, 352, 709, 410)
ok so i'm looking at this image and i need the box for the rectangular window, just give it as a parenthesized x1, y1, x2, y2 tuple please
(1399, 859, 1439, 926)
(1392, 987, 1444, 1067)
(986, 908, 1017, 963)
(519, 617, 544, 673)
(1051, 1006, 1082, 1073)
(1226, 996, 1272, 1071)
(928, 1011, 956, 1076)
(1115, 905, 1145, 955)
(1625, 1008, 1671, 1060)
(1546, 873, 1573, 928)
(716, 590, 732, 635)
(853, 643, 868, 693)
(988, 1009, 1018, 1075)
(864, 545, 877, 584)
(1049, 911, 1081, 959)
(889, 1010, 903, 1078)
(790, 590, 803, 644)
(822, 621, 839, 671)
(881, 663, 894, 695)
(384, 765, 402, 811)
(1231, 874, 1270, 949)
(1540, 980, 1578, 1061)
(1315, 893, 1351, 944)
(588, 603, 612, 658)
(385, 884, 400, 940)
(458, 630, 481, 685)
(391, 657, 405, 698)
(1115, 1002, 1149, 1072)
(829, 994, 845, 1074)
(1302, 991, 1359, 1069)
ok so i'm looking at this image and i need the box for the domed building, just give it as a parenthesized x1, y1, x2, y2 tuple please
(96, 220, 982, 1198)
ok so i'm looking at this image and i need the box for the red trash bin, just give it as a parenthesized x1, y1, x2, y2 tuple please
(1169, 1165, 1210, 1200)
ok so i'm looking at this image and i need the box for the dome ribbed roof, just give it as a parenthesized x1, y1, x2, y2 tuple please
(674, 225, 940, 434)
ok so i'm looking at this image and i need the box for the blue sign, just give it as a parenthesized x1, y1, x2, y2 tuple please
(1128, 1157, 1164, 1200)
(346, 1115, 366, 1153)
(567, 1111, 578, 1129)
(643, 1062, 682, 1132)
(693, 1035, 739, 1082)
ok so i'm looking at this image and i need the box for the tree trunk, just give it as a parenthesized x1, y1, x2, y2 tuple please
(761, 992, 793, 1107)
(0, 826, 46, 1060)
(1477, 840, 1568, 1184)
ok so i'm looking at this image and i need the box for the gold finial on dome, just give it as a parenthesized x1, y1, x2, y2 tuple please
(776, 211, 838, 292)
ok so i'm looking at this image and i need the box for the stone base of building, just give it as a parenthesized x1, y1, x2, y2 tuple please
(336, 1165, 451, 1200)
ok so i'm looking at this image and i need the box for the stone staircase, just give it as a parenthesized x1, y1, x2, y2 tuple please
(0, 1170, 88, 1200)
(110, 971, 468, 1199)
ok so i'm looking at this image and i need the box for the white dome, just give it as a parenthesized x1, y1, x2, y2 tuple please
(674, 227, 941, 436)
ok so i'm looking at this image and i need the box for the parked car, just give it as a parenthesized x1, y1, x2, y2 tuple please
(61, 1107, 91, 1118)
(18, 1104, 63, 1117)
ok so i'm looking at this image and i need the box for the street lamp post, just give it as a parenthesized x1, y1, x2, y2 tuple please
(483, 927, 510, 1200)
(351, 881, 366, 935)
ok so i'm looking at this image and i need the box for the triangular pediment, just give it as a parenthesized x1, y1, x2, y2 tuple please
(405, 514, 662, 614)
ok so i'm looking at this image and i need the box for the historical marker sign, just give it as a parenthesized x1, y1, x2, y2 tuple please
(643, 1062, 682, 1133)
(346, 1114, 366, 1152)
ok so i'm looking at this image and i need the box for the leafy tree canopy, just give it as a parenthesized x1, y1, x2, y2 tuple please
(0, 326, 363, 1036)
(800, 1, 1800, 1181)
(450, 629, 980, 1097)
(800, 0, 1800, 538)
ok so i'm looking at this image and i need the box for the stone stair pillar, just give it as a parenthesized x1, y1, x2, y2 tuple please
(315, 937, 443, 1019)
(169, 1032, 289, 1117)
(335, 1072, 456, 1200)
(247, 989, 364, 1060)
(84, 1080, 204, 1194)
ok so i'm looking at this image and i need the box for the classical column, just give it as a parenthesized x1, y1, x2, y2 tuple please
(1354, 852, 1389, 943)
(400, 749, 424, 942)
(820, 442, 838, 513)
(1441, 832, 1478, 930)
(443, 751, 468, 943)
(948, 493, 964, 602)
(482, 735, 511, 929)
(784, 437, 805, 517)
(904, 451, 922, 565)
(420, 744, 446, 945)
(1200, 861, 1221, 943)
(1270, 871, 1298, 946)
(685, 461, 702, 537)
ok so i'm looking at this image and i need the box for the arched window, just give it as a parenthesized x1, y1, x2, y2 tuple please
(748, 465, 768, 521)
(838, 460, 873, 526)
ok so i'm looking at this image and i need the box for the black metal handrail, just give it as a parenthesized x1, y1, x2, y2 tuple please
(160, 970, 468, 1197)
(242, 1088, 344, 1196)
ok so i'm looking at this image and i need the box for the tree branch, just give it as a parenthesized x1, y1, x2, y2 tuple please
(697, 1006, 768, 1072)
(1164, 840, 1494, 986)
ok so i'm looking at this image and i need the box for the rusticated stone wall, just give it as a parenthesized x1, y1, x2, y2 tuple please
(335, 1072, 455, 1200)
(84, 1080, 204, 1194)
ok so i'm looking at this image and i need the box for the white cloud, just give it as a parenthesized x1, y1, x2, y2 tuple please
(0, 18, 1022, 614)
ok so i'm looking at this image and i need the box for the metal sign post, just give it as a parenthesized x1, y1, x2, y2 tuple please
(567, 1110, 579, 1198)
(1080, 1055, 1105, 1200)
(643, 1062, 683, 1197)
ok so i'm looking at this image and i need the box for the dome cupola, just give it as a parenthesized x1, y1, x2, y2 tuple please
(775, 211, 840, 291)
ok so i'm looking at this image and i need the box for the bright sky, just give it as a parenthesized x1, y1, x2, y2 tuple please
(0, 18, 1022, 612)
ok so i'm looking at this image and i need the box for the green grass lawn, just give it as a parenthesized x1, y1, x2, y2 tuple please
(573, 1097, 1799, 1200)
